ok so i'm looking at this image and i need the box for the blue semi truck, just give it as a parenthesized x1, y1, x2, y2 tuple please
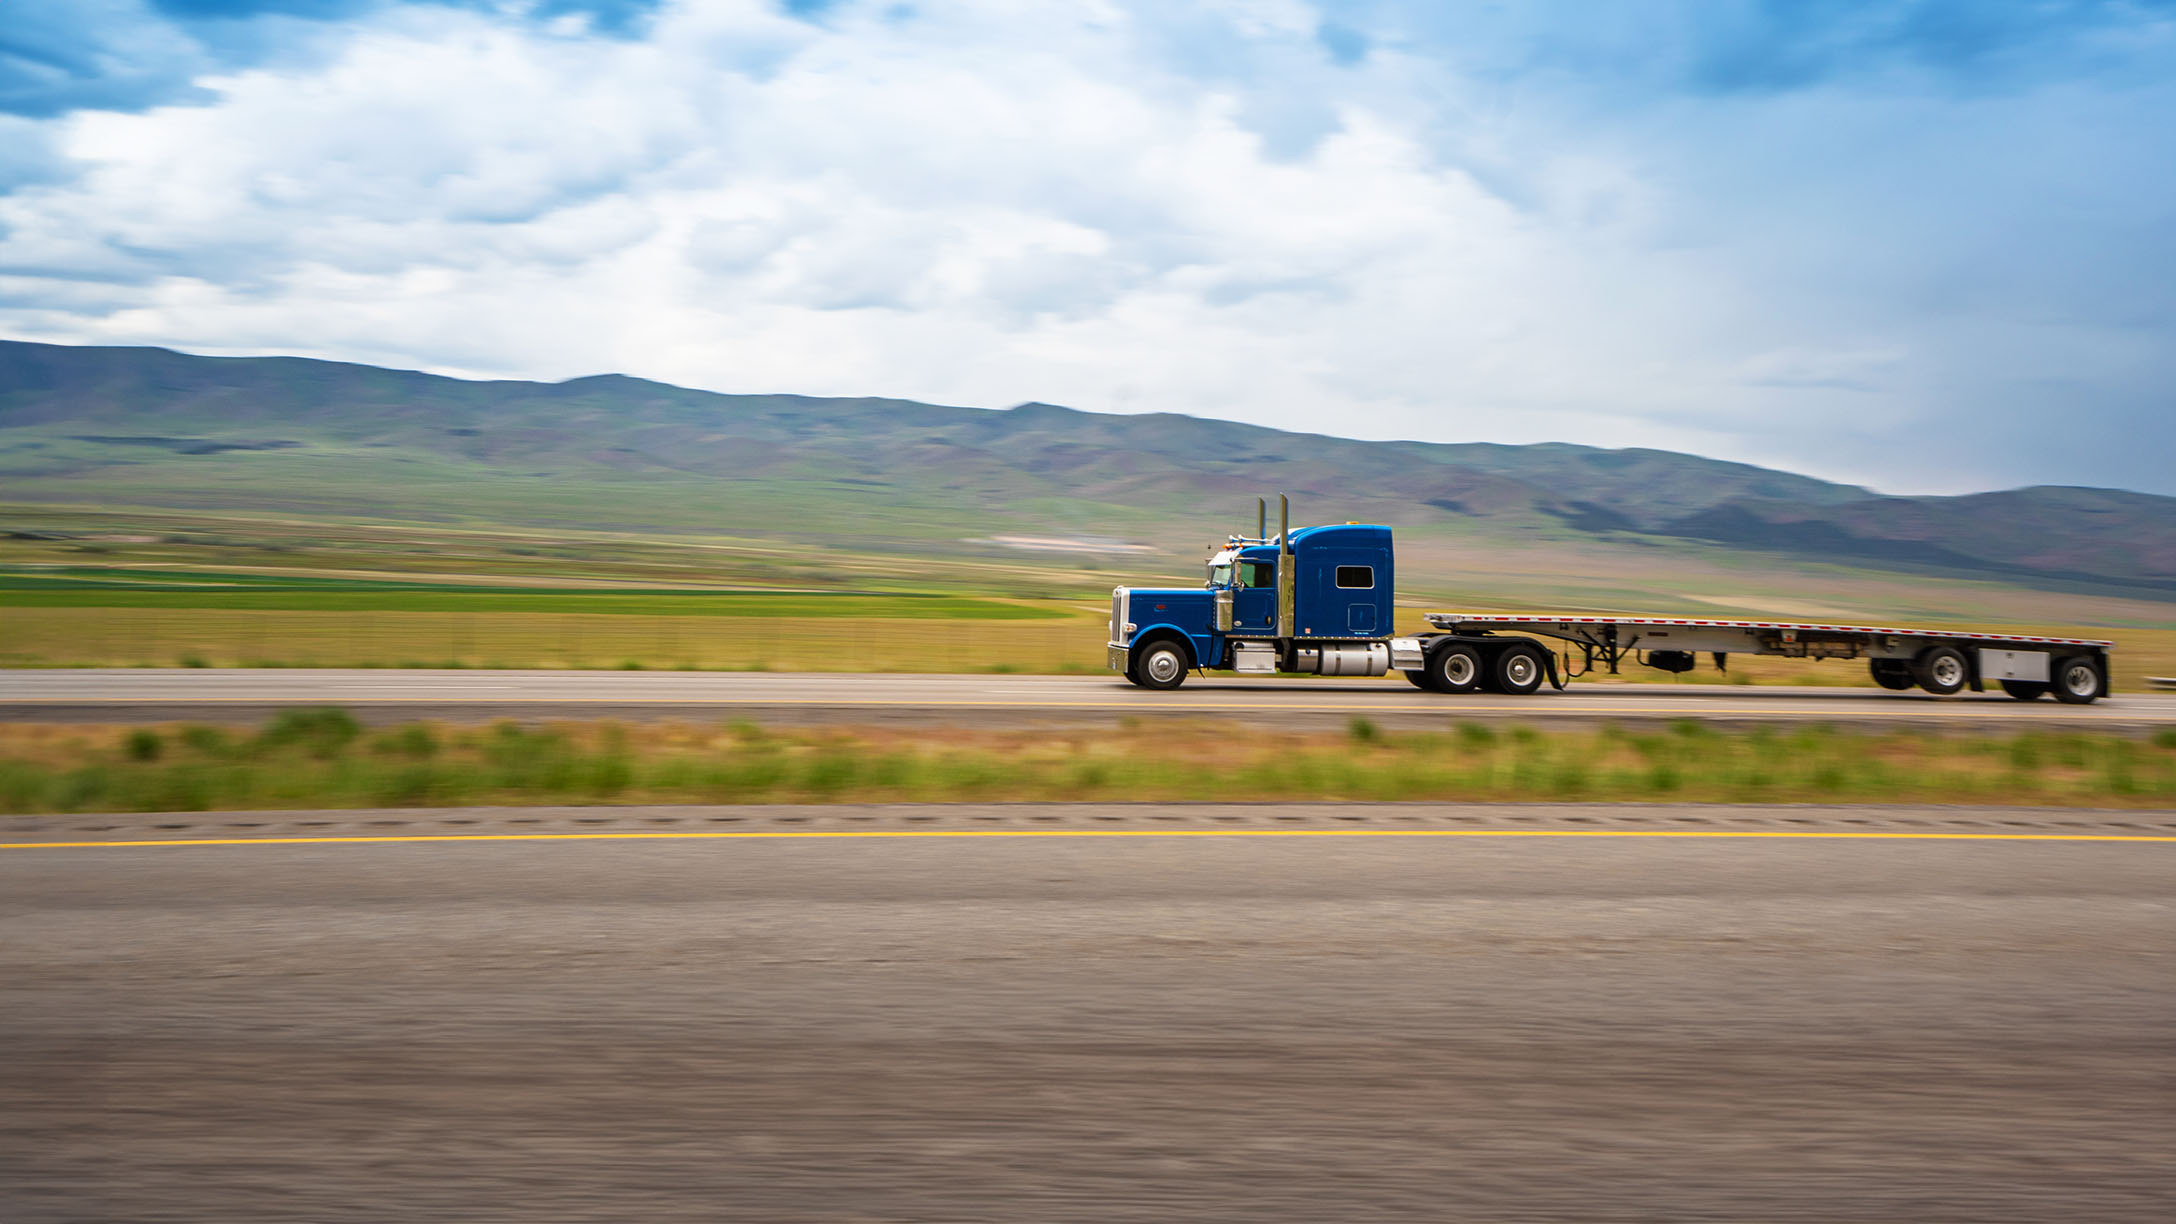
(1109, 497, 2113, 703)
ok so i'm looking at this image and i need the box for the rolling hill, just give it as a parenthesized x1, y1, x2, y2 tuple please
(3, 339, 2171, 592)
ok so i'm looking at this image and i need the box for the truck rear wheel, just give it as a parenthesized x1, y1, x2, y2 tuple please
(1427, 643, 1484, 694)
(1999, 680, 2048, 701)
(1132, 639, 1190, 691)
(1403, 669, 1435, 691)
(1494, 644, 1545, 696)
(2051, 656, 2103, 704)
(1912, 646, 1968, 696)
(1870, 659, 1915, 691)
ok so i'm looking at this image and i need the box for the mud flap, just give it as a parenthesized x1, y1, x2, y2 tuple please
(1546, 652, 1565, 691)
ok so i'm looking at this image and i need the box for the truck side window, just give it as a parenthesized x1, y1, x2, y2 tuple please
(1335, 565, 1374, 589)
(1239, 561, 1275, 588)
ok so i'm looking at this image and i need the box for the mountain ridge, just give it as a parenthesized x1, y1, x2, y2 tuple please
(2, 338, 2170, 591)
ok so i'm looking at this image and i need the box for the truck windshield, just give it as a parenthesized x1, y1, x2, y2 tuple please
(1208, 563, 1233, 587)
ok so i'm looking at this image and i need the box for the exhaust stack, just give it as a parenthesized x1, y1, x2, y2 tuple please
(1275, 494, 1296, 639)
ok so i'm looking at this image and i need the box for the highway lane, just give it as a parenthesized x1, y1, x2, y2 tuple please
(5, 668, 2176, 729)
(4, 805, 2172, 1222)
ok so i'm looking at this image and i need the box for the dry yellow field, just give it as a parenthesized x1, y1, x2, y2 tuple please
(0, 608, 1111, 674)
(6, 607, 2172, 691)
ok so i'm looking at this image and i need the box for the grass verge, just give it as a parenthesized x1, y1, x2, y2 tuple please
(3, 713, 2174, 814)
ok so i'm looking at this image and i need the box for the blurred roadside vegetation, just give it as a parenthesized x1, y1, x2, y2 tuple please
(4, 712, 2174, 814)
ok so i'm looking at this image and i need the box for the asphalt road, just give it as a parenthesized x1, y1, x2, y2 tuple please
(5, 804, 2173, 1222)
(6, 668, 2175, 730)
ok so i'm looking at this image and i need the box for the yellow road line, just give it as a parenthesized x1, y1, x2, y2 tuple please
(6, 828, 2172, 851)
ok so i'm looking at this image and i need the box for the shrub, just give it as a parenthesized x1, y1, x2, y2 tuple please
(177, 725, 232, 756)
(124, 729, 163, 762)
(1347, 717, 1380, 744)
(371, 724, 438, 759)
(257, 707, 362, 758)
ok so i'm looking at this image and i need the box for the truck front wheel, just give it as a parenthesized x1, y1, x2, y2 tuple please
(2050, 656, 2104, 705)
(1427, 643, 1485, 694)
(1132, 639, 1191, 691)
(1493, 645, 1546, 696)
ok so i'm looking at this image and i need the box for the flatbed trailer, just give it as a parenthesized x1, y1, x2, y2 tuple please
(1401, 614, 2114, 703)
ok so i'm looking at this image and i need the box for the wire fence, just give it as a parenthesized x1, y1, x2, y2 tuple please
(4, 609, 1111, 673)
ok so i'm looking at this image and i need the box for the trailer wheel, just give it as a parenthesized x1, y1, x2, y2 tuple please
(1912, 646, 1968, 696)
(1869, 659, 1915, 691)
(1999, 680, 2048, 701)
(1131, 638, 1190, 691)
(2051, 656, 2103, 705)
(1427, 643, 1485, 694)
(1494, 644, 1546, 696)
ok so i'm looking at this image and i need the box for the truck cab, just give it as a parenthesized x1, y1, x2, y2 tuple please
(1110, 516, 1394, 689)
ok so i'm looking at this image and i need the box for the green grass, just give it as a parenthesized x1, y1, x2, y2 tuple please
(2, 715, 2172, 814)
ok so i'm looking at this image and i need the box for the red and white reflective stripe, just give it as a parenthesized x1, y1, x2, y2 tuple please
(1424, 613, 2111, 648)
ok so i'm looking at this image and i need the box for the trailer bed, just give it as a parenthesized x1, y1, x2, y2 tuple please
(1424, 613, 2112, 649)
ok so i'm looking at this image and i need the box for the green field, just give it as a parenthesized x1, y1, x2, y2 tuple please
(5, 713, 2173, 814)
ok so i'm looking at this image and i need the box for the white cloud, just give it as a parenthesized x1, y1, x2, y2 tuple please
(0, 0, 2172, 495)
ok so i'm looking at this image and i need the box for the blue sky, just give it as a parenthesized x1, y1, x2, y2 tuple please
(1, 0, 2172, 495)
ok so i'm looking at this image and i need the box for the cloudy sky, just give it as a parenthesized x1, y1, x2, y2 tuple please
(2, 1, 2173, 495)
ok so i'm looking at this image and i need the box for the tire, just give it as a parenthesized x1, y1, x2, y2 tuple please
(2051, 655, 2103, 705)
(2000, 680, 2048, 701)
(1869, 659, 1915, 691)
(1132, 638, 1190, 691)
(1403, 668, 1436, 691)
(1911, 646, 1968, 696)
(1426, 643, 1485, 694)
(1493, 644, 1545, 696)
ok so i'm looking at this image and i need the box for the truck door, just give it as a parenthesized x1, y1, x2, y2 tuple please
(1232, 556, 1277, 634)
